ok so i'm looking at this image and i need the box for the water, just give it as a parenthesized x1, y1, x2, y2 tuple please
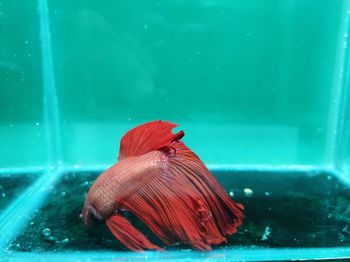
(5, 170, 350, 252)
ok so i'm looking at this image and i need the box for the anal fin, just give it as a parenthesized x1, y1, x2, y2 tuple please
(106, 213, 163, 252)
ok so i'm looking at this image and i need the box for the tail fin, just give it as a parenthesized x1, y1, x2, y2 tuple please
(111, 121, 244, 251)
(120, 141, 244, 250)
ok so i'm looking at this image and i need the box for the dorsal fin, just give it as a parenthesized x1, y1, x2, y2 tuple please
(118, 120, 184, 160)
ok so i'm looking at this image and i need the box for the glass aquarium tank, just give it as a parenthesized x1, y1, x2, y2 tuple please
(1, 0, 350, 261)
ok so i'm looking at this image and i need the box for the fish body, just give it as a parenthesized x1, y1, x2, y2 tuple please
(81, 120, 244, 251)
(82, 150, 165, 220)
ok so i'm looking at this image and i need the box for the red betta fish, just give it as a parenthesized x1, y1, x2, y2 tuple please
(81, 120, 244, 251)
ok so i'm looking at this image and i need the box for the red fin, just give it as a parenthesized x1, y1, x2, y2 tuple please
(122, 177, 221, 250)
(170, 141, 244, 235)
(106, 213, 163, 252)
(120, 141, 244, 250)
(118, 120, 184, 160)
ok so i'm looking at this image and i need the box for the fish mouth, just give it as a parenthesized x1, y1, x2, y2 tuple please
(80, 204, 103, 226)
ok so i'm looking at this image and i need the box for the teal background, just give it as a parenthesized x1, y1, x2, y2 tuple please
(0, 0, 349, 172)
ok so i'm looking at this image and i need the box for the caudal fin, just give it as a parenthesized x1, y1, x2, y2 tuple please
(112, 121, 244, 251)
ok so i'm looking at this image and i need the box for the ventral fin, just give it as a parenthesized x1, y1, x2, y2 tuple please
(106, 213, 163, 252)
(118, 120, 184, 160)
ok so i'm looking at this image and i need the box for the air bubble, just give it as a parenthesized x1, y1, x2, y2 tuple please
(61, 238, 69, 244)
(243, 188, 254, 197)
(261, 226, 271, 241)
(42, 228, 51, 237)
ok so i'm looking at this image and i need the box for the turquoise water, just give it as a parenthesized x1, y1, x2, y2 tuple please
(1, 0, 350, 168)
(1, 0, 350, 260)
